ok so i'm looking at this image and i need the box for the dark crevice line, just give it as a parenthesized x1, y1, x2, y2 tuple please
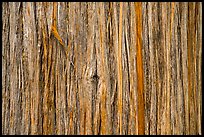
(145, 2, 150, 135)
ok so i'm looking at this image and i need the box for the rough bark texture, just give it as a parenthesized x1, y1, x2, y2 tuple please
(2, 2, 202, 135)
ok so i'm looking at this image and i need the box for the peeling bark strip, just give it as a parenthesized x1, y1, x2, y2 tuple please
(2, 2, 202, 135)
(135, 2, 145, 135)
(117, 2, 123, 135)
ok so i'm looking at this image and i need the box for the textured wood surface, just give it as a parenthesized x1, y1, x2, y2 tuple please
(2, 2, 202, 135)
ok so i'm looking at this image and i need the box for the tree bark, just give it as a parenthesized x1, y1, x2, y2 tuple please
(2, 2, 202, 135)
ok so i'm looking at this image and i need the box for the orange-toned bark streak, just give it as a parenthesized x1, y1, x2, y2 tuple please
(99, 4, 107, 134)
(53, 2, 57, 28)
(135, 2, 144, 135)
(51, 2, 68, 58)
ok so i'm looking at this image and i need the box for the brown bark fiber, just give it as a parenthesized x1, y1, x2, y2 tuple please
(2, 2, 202, 135)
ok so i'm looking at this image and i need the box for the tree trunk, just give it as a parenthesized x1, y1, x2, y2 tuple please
(2, 2, 202, 135)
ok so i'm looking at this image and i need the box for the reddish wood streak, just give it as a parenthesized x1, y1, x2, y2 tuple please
(135, 2, 145, 135)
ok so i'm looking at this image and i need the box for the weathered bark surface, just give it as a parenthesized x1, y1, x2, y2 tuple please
(2, 2, 202, 135)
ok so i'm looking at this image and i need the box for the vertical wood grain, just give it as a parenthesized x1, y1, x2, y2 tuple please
(2, 2, 202, 135)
